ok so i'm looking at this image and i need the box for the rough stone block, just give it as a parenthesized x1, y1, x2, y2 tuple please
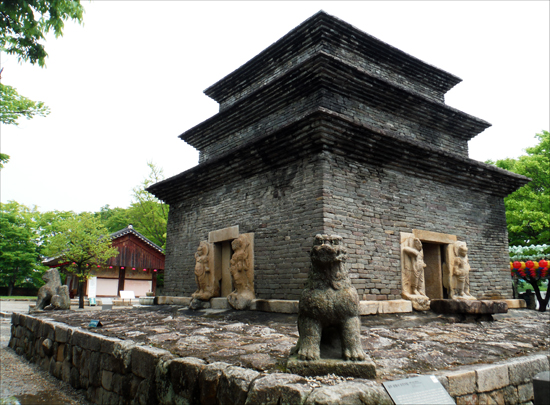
(42, 322, 55, 341)
(304, 380, 392, 405)
(168, 357, 206, 403)
(11, 312, 20, 326)
(102, 370, 114, 391)
(359, 301, 379, 315)
(100, 352, 124, 374)
(218, 366, 260, 405)
(287, 355, 376, 378)
(69, 367, 80, 389)
(446, 369, 476, 397)
(517, 383, 534, 402)
(99, 335, 122, 353)
(508, 354, 549, 386)
(494, 299, 526, 309)
(131, 345, 173, 379)
(157, 296, 192, 306)
(199, 362, 231, 405)
(54, 324, 71, 343)
(378, 300, 412, 314)
(476, 363, 509, 392)
(70, 330, 102, 352)
(211, 297, 230, 309)
(252, 299, 299, 313)
(245, 373, 312, 405)
(478, 388, 509, 405)
(456, 393, 478, 405)
(209, 226, 239, 243)
(431, 299, 508, 315)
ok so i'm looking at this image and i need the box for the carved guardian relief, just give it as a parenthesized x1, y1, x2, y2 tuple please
(401, 234, 430, 311)
(443, 241, 476, 300)
(227, 233, 255, 310)
(191, 241, 220, 301)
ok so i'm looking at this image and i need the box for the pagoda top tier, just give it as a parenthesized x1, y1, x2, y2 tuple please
(204, 11, 462, 110)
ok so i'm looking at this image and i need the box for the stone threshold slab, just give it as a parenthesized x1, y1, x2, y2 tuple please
(287, 355, 377, 378)
(156, 296, 413, 314)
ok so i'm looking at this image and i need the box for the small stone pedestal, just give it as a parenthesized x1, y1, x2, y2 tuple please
(286, 355, 377, 378)
(430, 299, 508, 321)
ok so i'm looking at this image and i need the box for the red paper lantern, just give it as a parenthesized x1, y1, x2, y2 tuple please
(513, 261, 521, 269)
(539, 259, 548, 268)
(525, 260, 535, 269)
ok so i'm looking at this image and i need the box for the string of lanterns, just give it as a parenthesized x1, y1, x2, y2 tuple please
(510, 259, 549, 280)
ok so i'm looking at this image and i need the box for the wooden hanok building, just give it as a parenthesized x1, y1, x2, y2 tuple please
(44, 225, 165, 298)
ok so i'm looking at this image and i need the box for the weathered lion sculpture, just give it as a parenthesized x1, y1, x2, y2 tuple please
(35, 268, 70, 311)
(291, 234, 366, 361)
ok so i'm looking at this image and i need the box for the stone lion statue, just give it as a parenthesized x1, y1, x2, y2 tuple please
(227, 234, 255, 310)
(291, 234, 366, 361)
(35, 268, 71, 311)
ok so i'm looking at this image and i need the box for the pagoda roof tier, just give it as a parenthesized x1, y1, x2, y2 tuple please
(204, 11, 461, 110)
(150, 109, 528, 205)
(182, 52, 489, 162)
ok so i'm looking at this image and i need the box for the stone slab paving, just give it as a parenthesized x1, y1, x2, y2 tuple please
(21, 305, 549, 381)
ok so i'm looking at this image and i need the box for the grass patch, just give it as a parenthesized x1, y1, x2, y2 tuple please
(0, 296, 36, 300)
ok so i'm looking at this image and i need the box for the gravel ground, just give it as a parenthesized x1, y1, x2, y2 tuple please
(1, 313, 91, 405)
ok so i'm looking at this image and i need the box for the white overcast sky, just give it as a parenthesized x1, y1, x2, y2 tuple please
(1, 1, 549, 213)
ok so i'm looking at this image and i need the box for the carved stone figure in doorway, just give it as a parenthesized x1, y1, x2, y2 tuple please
(291, 234, 366, 361)
(227, 234, 255, 310)
(401, 235, 430, 311)
(191, 241, 219, 302)
(443, 241, 476, 300)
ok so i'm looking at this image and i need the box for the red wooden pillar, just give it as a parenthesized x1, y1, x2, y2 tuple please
(118, 267, 125, 295)
(152, 271, 157, 295)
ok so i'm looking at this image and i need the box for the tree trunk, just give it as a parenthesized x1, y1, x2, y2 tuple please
(78, 280, 84, 309)
(8, 267, 19, 296)
(528, 277, 549, 312)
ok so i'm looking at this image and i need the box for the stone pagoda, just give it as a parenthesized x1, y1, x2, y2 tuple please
(148, 11, 528, 305)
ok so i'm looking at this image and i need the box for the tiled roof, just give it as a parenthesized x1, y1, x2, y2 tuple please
(110, 225, 164, 253)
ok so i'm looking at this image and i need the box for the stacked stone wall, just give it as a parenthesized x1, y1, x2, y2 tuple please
(9, 313, 549, 404)
(322, 152, 512, 300)
(164, 155, 324, 299)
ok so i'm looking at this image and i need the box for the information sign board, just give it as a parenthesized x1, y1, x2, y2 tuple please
(383, 375, 455, 405)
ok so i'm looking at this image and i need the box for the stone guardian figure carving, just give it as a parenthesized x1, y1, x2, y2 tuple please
(227, 234, 255, 310)
(443, 241, 476, 300)
(35, 268, 71, 311)
(401, 235, 430, 311)
(291, 234, 366, 361)
(191, 241, 219, 302)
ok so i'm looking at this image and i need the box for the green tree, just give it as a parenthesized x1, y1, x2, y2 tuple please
(0, 0, 84, 67)
(0, 201, 45, 295)
(0, 0, 84, 167)
(94, 205, 133, 234)
(45, 212, 118, 308)
(488, 131, 550, 246)
(131, 162, 169, 249)
(0, 82, 50, 126)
